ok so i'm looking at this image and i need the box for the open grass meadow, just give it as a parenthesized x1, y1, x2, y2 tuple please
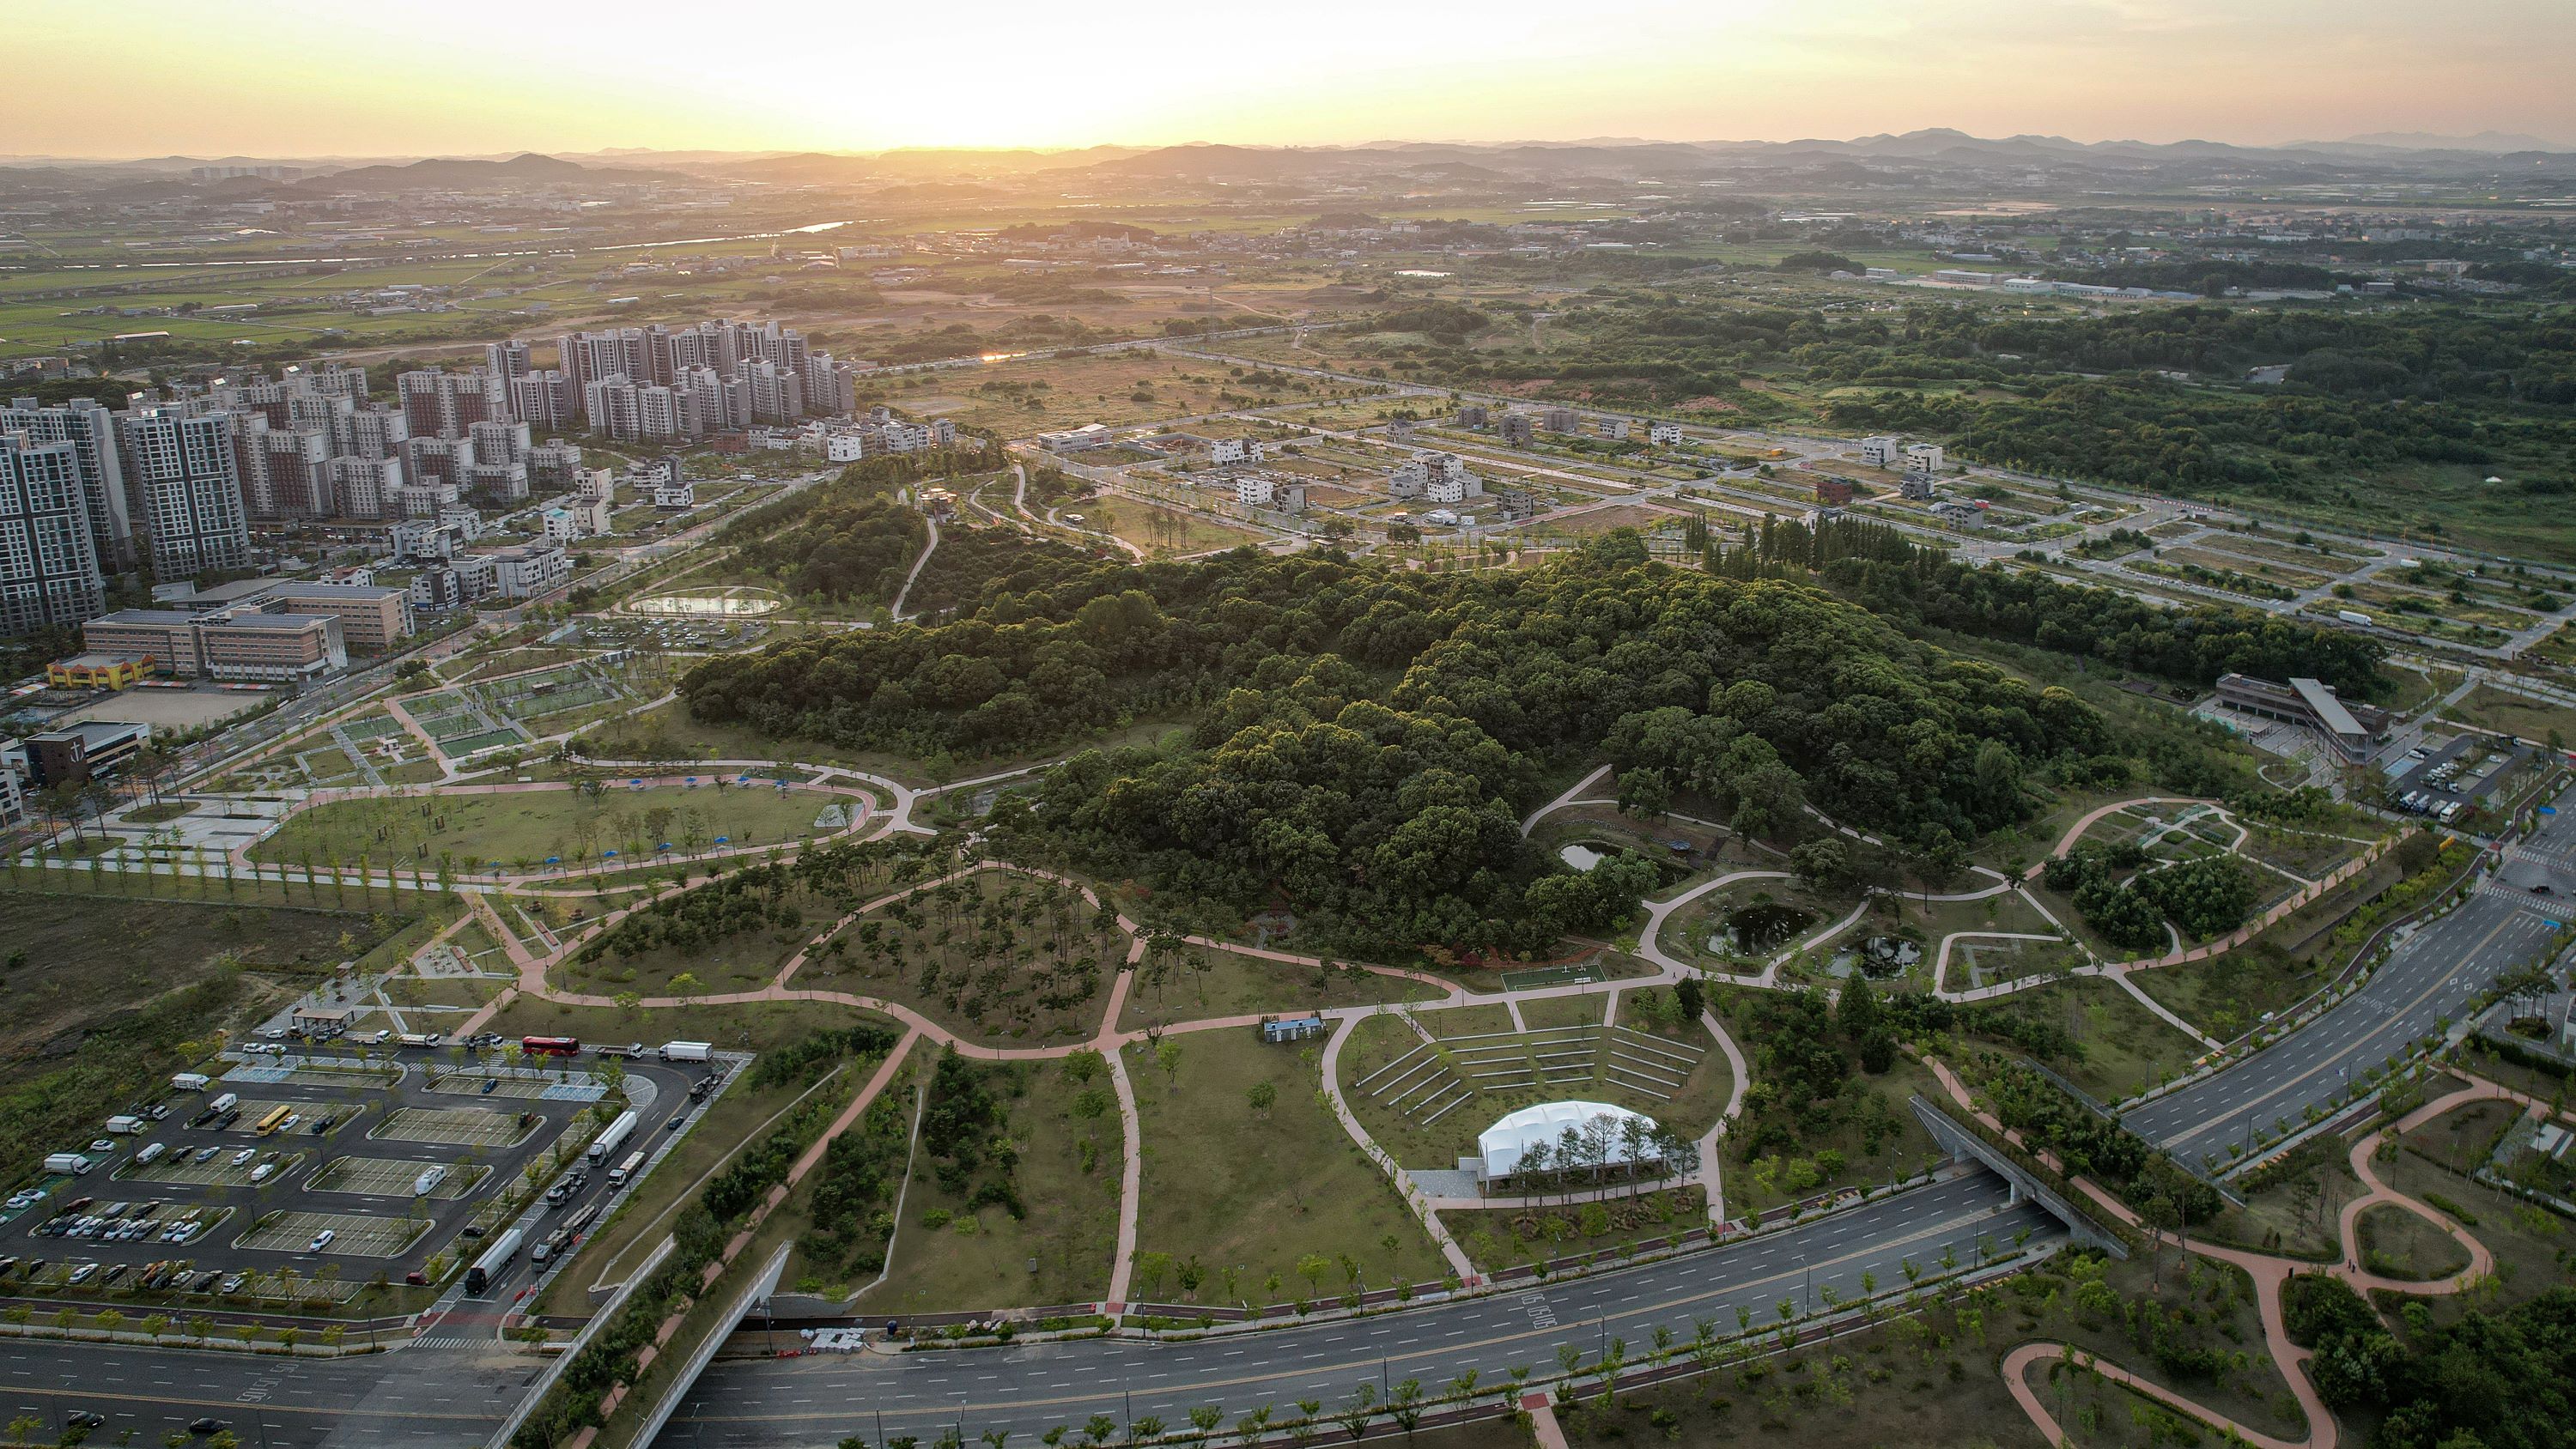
(847, 1052, 1123, 1312)
(1127, 1028, 1448, 1301)
(250, 783, 840, 872)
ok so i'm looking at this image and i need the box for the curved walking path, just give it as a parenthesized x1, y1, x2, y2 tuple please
(1521, 763, 1614, 838)
(457, 842, 1760, 1303)
(1932, 1055, 2520, 1449)
(2025, 797, 2215, 878)
(889, 514, 940, 622)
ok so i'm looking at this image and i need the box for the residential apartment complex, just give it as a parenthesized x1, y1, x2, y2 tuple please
(115, 408, 252, 580)
(548, 318, 866, 443)
(0, 433, 108, 634)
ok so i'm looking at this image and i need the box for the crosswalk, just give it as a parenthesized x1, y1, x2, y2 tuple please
(2470, 877, 2572, 919)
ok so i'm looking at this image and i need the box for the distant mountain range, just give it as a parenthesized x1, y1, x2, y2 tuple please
(2303, 130, 2571, 154)
(3, 128, 2570, 194)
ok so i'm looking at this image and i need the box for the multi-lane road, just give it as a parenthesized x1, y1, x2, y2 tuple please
(664, 1174, 2054, 1448)
(0, 1173, 2047, 1447)
(2129, 784, 2576, 1167)
(0, 1337, 540, 1448)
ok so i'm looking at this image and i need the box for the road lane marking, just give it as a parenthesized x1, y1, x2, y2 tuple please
(685, 1205, 2045, 1427)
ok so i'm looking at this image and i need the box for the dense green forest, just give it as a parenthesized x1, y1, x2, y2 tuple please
(2285, 1275, 2576, 1449)
(679, 481, 2384, 952)
(736, 494, 927, 605)
(683, 509, 2369, 955)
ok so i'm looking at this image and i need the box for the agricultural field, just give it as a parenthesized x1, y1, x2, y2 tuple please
(872, 350, 1364, 433)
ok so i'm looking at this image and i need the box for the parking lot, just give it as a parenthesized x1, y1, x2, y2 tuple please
(372, 1104, 542, 1149)
(2385, 731, 2535, 821)
(1, 1045, 714, 1316)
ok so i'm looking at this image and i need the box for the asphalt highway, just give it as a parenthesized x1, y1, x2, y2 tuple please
(666, 1173, 2057, 1447)
(0, 1337, 539, 1448)
(2127, 785, 2576, 1168)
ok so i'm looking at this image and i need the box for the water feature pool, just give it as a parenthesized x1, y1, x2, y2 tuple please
(625, 586, 783, 618)
(1560, 843, 1607, 871)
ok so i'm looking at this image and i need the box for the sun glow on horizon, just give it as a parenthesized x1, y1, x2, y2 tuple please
(3, 0, 2570, 159)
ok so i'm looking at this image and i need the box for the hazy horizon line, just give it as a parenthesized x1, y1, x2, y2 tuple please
(10, 124, 2576, 167)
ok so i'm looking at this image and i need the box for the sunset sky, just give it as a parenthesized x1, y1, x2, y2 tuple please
(9, 0, 2573, 159)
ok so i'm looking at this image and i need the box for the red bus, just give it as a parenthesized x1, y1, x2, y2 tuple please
(520, 1036, 582, 1057)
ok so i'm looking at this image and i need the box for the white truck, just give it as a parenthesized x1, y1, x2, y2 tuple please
(171, 1073, 213, 1093)
(658, 1041, 712, 1064)
(414, 1166, 447, 1197)
(43, 1153, 94, 1176)
(104, 1115, 146, 1135)
(586, 1110, 639, 1165)
(2336, 609, 2373, 627)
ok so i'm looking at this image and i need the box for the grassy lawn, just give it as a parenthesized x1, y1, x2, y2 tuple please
(1547, 1241, 2304, 1449)
(1520, 994, 1613, 1031)
(587, 695, 1188, 787)
(2354, 1203, 2472, 1280)
(1117, 944, 1437, 1031)
(0, 891, 411, 1194)
(2129, 942, 2329, 1046)
(1961, 976, 2207, 1101)
(250, 784, 835, 871)
(2378, 1145, 2575, 1316)
(1444, 1184, 1708, 1276)
(2397, 1097, 2524, 1175)
(1088, 496, 1273, 557)
(2236, 822, 2374, 882)
(848, 1051, 1122, 1313)
(1127, 1028, 1447, 1302)
(556, 894, 833, 998)
(797, 867, 1121, 1046)
(2445, 684, 2576, 747)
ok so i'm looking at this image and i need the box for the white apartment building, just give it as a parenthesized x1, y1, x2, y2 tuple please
(1649, 421, 1683, 446)
(1235, 475, 1275, 506)
(1905, 442, 1946, 474)
(1860, 437, 1901, 468)
(489, 539, 570, 598)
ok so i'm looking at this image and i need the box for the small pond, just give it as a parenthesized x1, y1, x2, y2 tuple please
(1826, 935, 1924, 979)
(1711, 902, 1814, 955)
(1559, 843, 1607, 872)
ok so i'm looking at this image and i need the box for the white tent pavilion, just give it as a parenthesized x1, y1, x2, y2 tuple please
(1475, 1100, 1662, 1181)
